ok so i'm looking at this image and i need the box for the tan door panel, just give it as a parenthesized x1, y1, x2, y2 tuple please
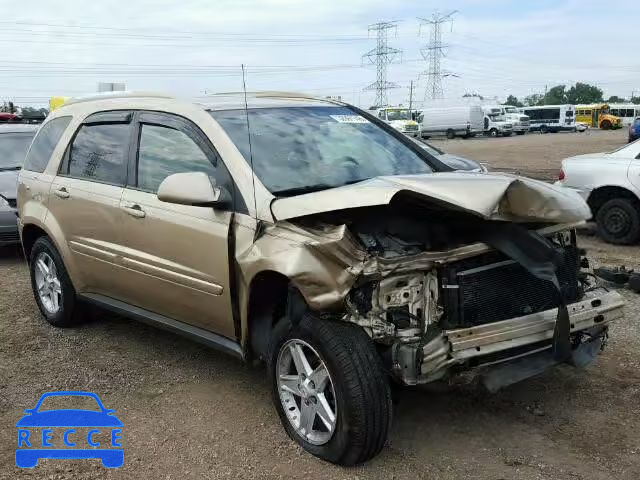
(116, 188, 235, 338)
(47, 177, 124, 294)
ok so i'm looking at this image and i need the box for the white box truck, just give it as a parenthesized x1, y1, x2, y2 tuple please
(416, 105, 484, 139)
(368, 107, 420, 137)
(482, 106, 513, 137)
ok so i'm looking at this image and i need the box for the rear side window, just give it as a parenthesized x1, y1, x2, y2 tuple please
(23, 116, 71, 173)
(67, 123, 130, 185)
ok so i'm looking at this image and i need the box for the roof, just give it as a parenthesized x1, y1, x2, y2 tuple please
(47, 90, 349, 123)
(0, 123, 39, 134)
(199, 91, 346, 111)
(65, 90, 174, 106)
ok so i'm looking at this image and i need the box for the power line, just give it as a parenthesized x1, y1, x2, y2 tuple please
(362, 21, 402, 108)
(418, 10, 458, 100)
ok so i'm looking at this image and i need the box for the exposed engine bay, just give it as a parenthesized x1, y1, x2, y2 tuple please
(287, 200, 624, 388)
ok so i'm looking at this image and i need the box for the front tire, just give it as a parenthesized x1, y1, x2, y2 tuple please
(269, 314, 392, 465)
(601, 120, 612, 130)
(595, 198, 640, 245)
(446, 129, 455, 139)
(29, 236, 82, 327)
(489, 128, 498, 137)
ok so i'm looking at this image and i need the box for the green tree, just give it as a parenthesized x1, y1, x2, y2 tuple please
(607, 95, 626, 103)
(504, 95, 523, 107)
(632, 97, 640, 105)
(463, 92, 484, 100)
(543, 85, 568, 105)
(566, 82, 603, 104)
(524, 93, 544, 106)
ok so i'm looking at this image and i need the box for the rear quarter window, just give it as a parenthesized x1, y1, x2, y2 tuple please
(23, 116, 72, 173)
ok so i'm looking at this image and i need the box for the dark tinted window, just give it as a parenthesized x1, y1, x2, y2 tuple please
(210, 106, 434, 195)
(0, 132, 36, 170)
(137, 124, 216, 192)
(68, 123, 130, 185)
(23, 117, 71, 173)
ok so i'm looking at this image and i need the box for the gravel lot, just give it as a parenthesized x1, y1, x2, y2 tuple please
(2, 129, 639, 479)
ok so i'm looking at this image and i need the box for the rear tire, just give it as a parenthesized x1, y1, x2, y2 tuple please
(516, 131, 525, 135)
(595, 198, 640, 245)
(540, 125, 548, 134)
(601, 120, 612, 130)
(29, 236, 83, 327)
(446, 129, 455, 139)
(269, 313, 392, 465)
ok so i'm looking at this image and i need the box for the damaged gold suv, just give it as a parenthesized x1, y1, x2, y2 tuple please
(17, 92, 624, 465)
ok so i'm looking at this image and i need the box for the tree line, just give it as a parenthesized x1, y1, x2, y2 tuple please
(502, 83, 640, 107)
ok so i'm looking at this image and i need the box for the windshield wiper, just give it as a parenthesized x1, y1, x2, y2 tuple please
(273, 183, 336, 197)
(0, 166, 21, 171)
(273, 178, 371, 198)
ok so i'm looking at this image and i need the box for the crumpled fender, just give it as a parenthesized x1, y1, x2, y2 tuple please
(235, 220, 366, 311)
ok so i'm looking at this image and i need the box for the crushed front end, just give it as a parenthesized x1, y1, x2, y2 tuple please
(339, 214, 624, 390)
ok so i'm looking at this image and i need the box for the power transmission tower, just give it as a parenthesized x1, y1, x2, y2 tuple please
(418, 11, 458, 101)
(362, 21, 402, 108)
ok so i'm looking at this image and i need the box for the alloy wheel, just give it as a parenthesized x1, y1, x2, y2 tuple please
(276, 339, 337, 445)
(34, 252, 62, 314)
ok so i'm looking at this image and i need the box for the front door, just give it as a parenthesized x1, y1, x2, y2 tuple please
(47, 111, 133, 295)
(115, 112, 236, 338)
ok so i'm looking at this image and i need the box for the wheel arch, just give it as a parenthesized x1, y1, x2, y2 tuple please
(587, 185, 640, 217)
(244, 270, 296, 361)
(21, 217, 80, 291)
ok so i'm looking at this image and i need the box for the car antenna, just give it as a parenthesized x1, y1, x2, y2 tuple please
(241, 64, 259, 225)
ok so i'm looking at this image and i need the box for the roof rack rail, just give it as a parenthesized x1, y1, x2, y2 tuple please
(65, 91, 174, 106)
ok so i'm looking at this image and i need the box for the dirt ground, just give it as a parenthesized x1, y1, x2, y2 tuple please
(2, 129, 640, 479)
(430, 128, 627, 181)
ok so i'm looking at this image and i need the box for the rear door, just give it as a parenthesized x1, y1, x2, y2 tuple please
(47, 111, 133, 294)
(115, 111, 237, 338)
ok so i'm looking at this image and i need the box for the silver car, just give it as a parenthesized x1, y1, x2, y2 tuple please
(0, 124, 38, 246)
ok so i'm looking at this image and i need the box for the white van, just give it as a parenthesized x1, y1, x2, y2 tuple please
(519, 105, 576, 133)
(416, 105, 484, 139)
(368, 107, 420, 137)
(482, 106, 513, 137)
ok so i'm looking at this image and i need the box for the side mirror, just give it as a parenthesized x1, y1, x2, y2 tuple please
(157, 172, 231, 208)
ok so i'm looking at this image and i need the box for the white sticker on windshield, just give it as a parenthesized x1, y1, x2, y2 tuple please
(329, 115, 369, 124)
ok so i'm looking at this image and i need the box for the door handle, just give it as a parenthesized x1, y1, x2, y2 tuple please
(122, 204, 146, 218)
(54, 187, 70, 199)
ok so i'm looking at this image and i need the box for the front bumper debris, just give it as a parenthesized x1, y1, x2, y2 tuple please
(393, 289, 624, 386)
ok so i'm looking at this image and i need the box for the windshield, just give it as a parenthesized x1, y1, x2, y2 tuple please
(505, 107, 518, 114)
(210, 106, 434, 195)
(385, 109, 411, 121)
(0, 132, 35, 169)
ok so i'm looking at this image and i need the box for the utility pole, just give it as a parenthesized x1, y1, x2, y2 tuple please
(544, 85, 548, 105)
(362, 21, 402, 108)
(408, 80, 415, 111)
(418, 11, 458, 101)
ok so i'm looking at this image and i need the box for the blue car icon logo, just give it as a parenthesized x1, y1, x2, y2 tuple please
(16, 391, 123, 468)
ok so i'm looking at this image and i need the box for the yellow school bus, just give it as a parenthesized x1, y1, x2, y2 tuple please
(575, 103, 622, 129)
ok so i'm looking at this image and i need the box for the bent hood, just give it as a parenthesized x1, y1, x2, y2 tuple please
(271, 172, 591, 223)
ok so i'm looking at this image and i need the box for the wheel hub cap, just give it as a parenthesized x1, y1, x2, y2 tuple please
(276, 339, 337, 445)
(34, 252, 62, 314)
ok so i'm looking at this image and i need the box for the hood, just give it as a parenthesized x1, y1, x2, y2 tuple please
(0, 170, 18, 200)
(271, 172, 591, 223)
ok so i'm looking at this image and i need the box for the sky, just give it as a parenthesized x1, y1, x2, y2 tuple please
(1, 0, 639, 109)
